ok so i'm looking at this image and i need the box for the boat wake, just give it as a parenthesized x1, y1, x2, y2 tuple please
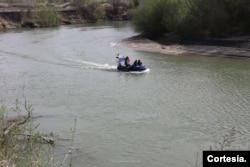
(128, 68, 150, 74)
(64, 58, 117, 71)
(64, 58, 150, 74)
(109, 42, 118, 47)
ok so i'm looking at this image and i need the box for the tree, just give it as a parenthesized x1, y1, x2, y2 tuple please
(133, 0, 250, 36)
(73, 0, 89, 6)
(182, 0, 250, 36)
(133, 0, 190, 36)
(108, 0, 121, 14)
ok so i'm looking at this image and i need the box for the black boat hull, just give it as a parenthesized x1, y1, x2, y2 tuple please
(117, 65, 147, 72)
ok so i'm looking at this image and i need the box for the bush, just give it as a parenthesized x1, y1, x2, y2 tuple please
(133, 0, 164, 35)
(34, 6, 59, 27)
(134, 0, 250, 36)
(22, 6, 59, 27)
(180, 0, 233, 36)
(133, 0, 190, 36)
(92, 3, 106, 21)
(78, 2, 106, 22)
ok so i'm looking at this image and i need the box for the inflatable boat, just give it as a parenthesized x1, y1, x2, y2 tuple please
(116, 55, 147, 72)
(117, 64, 147, 72)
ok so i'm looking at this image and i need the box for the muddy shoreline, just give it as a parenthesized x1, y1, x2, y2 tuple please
(122, 35, 250, 59)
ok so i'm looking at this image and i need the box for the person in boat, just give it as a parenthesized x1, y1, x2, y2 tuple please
(116, 53, 125, 66)
(125, 56, 130, 67)
(138, 60, 143, 66)
(134, 60, 138, 66)
(131, 59, 138, 69)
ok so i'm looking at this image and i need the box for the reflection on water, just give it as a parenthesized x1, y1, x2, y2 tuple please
(0, 22, 250, 167)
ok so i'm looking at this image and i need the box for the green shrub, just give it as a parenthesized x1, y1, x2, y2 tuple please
(133, 0, 164, 35)
(78, 2, 106, 22)
(133, 0, 191, 36)
(134, 0, 250, 36)
(92, 3, 106, 21)
(34, 6, 59, 27)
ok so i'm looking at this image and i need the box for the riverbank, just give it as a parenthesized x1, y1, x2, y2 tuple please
(0, 17, 19, 31)
(122, 35, 250, 59)
(0, 2, 134, 31)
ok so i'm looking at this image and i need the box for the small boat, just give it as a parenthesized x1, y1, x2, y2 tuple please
(117, 64, 147, 72)
(116, 55, 147, 72)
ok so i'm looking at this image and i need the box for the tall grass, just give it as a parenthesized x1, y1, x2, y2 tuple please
(23, 6, 59, 27)
(0, 100, 54, 167)
(33, 6, 59, 27)
(0, 98, 80, 167)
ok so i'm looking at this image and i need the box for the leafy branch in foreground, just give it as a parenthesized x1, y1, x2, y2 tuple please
(0, 99, 55, 167)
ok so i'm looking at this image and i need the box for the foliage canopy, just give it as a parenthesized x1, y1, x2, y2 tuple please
(133, 0, 250, 36)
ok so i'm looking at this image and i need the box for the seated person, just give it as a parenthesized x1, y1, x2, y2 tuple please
(138, 60, 143, 66)
(132, 60, 138, 68)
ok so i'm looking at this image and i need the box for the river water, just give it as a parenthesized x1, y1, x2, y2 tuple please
(0, 22, 250, 167)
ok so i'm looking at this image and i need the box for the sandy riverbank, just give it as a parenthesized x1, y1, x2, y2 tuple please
(122, 36, 250, 59)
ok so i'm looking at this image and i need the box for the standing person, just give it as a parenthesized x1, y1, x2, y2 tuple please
(125, 56, 130, 66)
(116, 53, 125, 66)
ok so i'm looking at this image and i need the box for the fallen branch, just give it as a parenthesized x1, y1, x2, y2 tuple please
(3, 88, 32, 133)
(17, 133, 56, 145)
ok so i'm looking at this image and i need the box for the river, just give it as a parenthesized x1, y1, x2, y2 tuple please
(0, 22, 250, 167)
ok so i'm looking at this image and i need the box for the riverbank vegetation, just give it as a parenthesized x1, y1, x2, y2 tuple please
(1, 0, 249, 37)
(22, 6, 58, 28)
(133, 0, 250, 37)
(0, 98, 77, 166)
(0, 0, 141, 30)
(0, 99, 55, 166)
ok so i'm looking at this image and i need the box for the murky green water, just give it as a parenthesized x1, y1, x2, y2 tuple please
(0, 22, 250, 167)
